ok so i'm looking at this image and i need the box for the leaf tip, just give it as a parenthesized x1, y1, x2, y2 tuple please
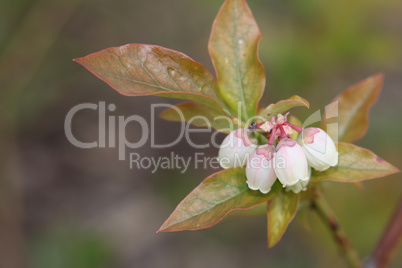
(158, 109, 169, 120)
(369, 72, 385, 92)
(373, 72, 385, 80)
(392, 166, 401, 174)
(158, 107, 178, 122)
(377, 156, 401, 174)
(292, 95, 310, 108)
(73, 57, 84, 64)
(267, 241, 277, 249)
(156, 221, 170, 233)
(157, 226, 172, 233)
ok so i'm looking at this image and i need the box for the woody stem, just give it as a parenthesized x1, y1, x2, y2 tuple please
(311, 192, 362, 268)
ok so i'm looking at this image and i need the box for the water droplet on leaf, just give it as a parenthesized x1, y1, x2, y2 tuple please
(167, 67, 176, 77)
(167, 67, 185, 82)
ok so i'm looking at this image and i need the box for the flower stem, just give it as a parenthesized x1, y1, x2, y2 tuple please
(267, 126, 277, 145)
(278, 125, 288, 139)
(284, 122, 303, 133)
(311, 192, 362, 268)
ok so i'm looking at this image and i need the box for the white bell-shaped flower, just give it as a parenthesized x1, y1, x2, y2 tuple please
(285, 167, 311, 194)
(274, 138, 309, 187)
(218, 128, 257, 169)
(297, 128, 338, 171)
(246, 145, 277, 194)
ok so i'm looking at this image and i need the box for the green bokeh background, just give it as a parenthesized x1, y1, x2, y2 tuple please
(1, 0, 401, 267)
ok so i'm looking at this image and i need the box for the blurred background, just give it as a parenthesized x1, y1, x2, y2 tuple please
(1, 0, 401, 267)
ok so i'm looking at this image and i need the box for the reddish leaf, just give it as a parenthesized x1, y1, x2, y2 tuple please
(259, 95, 310, 120)
(310, 142, 399, 183)
(160, 102, 236, 133)
(209, 0, 265, 121)
(322, 74, 383, 143)
(158, 168, 281, 232)
(267, 191, 300, 247)
(74, 44, 227, 112)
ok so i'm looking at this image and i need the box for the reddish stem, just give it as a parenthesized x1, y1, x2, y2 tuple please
(267, 126, 277, 145)
(312, 192, 362, 268)
(284, 122, 303, 133)
(278, 125, 288, 139)
(255, 122, 266, 129)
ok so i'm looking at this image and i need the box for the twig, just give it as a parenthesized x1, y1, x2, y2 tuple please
(365, 197, 402, 268)
(311, 192, 362, 268)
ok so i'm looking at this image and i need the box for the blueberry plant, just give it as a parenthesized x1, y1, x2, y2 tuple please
(75, 0, 399, 267)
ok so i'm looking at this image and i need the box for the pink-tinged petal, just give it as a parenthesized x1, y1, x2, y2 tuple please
(234, 128, 258, 147)
(255, 144, 275, 161)
(246, 145, 277, 194)
(218, 128, 257, 169)
(301, 128, 320, 144)
(274, 138, 309, 186)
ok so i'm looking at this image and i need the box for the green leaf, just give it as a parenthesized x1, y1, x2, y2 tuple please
(158, 168, 282, 232)
(310, 142, 399, 183)
(74, 44, 227, 112)
(259, 95, 310, 120)
(267, 191, 300, 248)
(209, 0, 265, 121)
(160, 102, 236, 133)
(321, 73, 383, 143)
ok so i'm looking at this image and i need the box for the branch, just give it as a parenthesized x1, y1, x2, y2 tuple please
(365, 197, 402, 268)
(311, 192, 362, 268)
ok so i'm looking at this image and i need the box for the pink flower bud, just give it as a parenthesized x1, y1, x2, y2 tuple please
(274, 138, 309, 187)
(246, 145, 277, 194)
(218, 128, 257, 169)
(297, 128, 338, 171)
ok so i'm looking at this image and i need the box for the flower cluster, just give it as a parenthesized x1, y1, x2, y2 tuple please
(218, 113, 338, 194)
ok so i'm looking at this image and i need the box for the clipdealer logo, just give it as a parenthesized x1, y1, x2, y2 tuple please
(64, 102, 232, 170)
(64, 101, 338, 172)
